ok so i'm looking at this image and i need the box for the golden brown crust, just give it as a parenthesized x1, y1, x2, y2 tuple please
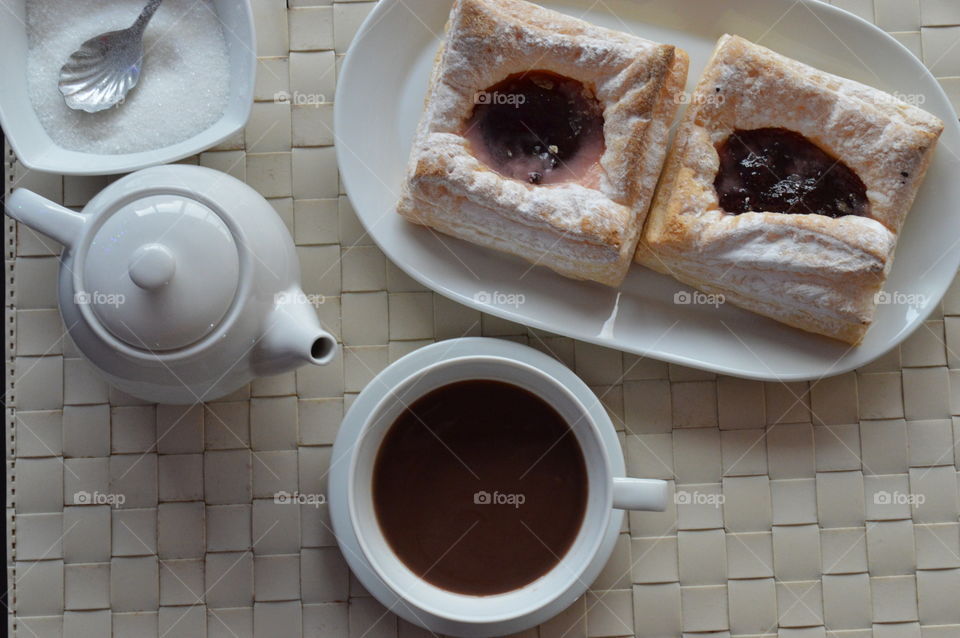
(638, 34, 944, 344)
(397, 0, 688, 287)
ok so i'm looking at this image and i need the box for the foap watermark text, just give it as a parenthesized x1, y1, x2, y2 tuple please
(75, 291, 125, 308)
(474, 290, 525, 308)
(874, 290, 929, 310)
(74, 490, 126, 507)
(474, 91, 527, 108)
(675, 489, 725, 508)
(873, 490, 925, 507)
(274, 91, 328, 105)
(274, 491, 327, 507)
(276, 291, 326, 307)
(474, 490, 526, 508)
(675, 91, 726, 107)
(674, 290, 725, 308)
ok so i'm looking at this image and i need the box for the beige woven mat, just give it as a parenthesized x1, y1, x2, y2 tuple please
(5, 0, 960, 637)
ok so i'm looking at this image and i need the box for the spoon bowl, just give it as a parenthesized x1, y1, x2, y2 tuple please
(58, 0, 163, 113)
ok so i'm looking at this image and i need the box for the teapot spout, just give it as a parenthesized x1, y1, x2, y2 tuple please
(256, 287, 337, 376)
(6, 188, 87, 248)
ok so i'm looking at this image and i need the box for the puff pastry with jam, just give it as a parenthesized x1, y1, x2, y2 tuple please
(397, 0, 689, 286)
(637, 35, 944, 344)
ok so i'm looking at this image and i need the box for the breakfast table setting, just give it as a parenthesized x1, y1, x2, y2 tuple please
(4, 0, 960, 637)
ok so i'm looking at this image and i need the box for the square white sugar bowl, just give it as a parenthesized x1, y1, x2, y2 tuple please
(0, 0, 255, 175)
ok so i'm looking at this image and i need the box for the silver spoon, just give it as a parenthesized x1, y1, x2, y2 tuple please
(59, 0, 164, 113)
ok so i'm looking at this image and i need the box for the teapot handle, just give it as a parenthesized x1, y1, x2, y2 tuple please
(5, 188, 86, 248)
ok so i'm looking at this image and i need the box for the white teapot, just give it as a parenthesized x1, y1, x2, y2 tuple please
(6, 165, 336, 404)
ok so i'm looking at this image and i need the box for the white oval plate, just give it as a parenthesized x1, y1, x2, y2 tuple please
(336, 0, 960, 381)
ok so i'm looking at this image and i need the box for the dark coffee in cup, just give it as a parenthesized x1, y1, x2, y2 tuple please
(372, 380, 588, 595)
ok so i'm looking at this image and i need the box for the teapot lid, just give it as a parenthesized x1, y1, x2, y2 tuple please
(80, 193, 240, 351)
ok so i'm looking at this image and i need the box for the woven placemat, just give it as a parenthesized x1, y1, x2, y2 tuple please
(6, 1, 960, 637)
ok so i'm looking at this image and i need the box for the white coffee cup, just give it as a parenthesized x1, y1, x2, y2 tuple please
(343, 354, 667, 637)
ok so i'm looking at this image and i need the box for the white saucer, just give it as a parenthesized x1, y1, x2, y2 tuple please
(328, 338, 626, 637)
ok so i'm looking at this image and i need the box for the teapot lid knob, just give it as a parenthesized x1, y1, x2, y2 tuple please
(129, 243, 177, 290)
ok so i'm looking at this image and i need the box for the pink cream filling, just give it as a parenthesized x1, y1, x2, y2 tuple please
(462, 71, 605, 189)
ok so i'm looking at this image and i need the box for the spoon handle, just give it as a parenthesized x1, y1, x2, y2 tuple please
(133, 0, 164, 32)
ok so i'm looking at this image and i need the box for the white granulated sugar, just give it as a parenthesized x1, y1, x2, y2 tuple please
(27, 0, 230, 155)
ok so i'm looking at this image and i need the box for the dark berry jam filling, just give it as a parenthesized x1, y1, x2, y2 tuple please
(714, 127, 869, 218)
(463, 71, 605, 186)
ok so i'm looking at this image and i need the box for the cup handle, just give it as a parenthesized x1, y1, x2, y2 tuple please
(612, 477, 668, 511)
